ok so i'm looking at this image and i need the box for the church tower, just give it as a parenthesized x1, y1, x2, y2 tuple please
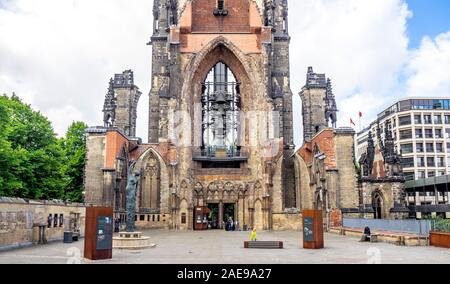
(148, 0, 179, 143)
(103, 70, 141, 137)
(300, 67, 338, 141)
(145, 0, 297, 230)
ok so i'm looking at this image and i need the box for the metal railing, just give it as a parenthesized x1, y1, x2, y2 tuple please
(193, 147, 248, 159)
(343, 218, 432, 236)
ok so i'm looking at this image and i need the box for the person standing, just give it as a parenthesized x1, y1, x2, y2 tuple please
(250, 229, 257, 242)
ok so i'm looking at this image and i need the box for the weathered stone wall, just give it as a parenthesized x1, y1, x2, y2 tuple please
(135, 213, 172, 230)
(272, 213, 302, 231)
(271, 156, 284, 214)
(84, 133, 107, 206)
(114, 87, 140, 137)
(301, 88, 328, 141)
(334, 129, 359, 210)
(360, 181, 407, 220)
(0, 198, 85, 251)
(85, 129, 132, 209)
(326, 170, 339, 209)
(295, 153, 313, 210)
(295, 128, 360, 228)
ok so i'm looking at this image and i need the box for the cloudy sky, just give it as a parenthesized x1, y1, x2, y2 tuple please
(1, 0, 450, 147)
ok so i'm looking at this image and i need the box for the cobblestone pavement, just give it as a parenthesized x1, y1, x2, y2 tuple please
(0, 230, 449, 264)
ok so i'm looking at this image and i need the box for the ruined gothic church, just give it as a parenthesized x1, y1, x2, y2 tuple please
(85, 0, 408, 231)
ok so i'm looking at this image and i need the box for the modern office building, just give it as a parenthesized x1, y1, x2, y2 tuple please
(356, 98, 450, 219)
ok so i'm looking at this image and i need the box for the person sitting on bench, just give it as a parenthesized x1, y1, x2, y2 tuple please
(360, 225, 371, 242)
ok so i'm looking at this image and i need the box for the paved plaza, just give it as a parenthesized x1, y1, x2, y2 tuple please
(0, 230, 449, 264)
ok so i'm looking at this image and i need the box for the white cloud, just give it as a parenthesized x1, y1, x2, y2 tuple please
(289, 0, 411, 144)
(0, 0, 448, 146)
(0, 0, 151, 137)
(405, 31, 450, 98)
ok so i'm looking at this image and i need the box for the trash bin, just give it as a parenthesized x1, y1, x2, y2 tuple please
(63, 231, 73, 244)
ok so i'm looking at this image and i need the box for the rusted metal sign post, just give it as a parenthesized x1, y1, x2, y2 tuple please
(84, 207, 114, 260)
(303, 210, 324, 249)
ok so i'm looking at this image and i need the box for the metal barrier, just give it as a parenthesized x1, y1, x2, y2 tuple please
(343, 218, 432, 236)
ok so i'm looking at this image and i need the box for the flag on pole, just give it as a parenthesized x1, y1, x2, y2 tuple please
(358, 112, 363, 131)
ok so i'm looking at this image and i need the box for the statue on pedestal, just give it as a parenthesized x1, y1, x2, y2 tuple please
(125, 161, 140, 233)
(113, 161, 156, 249)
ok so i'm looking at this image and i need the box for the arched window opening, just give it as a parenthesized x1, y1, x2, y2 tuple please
(140, 151, 161, 213)
(373, 192, 383, 219)
(201, 62, 241, 157)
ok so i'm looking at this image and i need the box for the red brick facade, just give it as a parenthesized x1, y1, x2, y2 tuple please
(298, 129, 337, 169)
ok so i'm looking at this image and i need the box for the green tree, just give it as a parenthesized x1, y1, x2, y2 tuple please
(0, 97, 23, 196)
(0, 94, 88, 202)
(5, 94, 56, 151)
(60, 121, 87, 202)
(0, 94, 66, 199)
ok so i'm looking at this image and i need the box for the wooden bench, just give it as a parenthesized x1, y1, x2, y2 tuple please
(244, 241, 284, 249)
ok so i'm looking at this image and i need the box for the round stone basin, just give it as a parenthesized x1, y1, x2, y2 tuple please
(113, 232, 156, 250)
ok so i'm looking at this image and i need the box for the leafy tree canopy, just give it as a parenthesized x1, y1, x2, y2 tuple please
(0, 94, 87, 202)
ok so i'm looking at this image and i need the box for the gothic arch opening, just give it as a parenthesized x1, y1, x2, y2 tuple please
(140, 151, 161, 213)
(191, 42, 251, 105)
(201, 62, 241, 154)
(191, 41, 252, 168)
(372, 191, 384, 219)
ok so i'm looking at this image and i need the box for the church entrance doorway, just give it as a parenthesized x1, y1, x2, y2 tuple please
(223, 203, 235, 231)
(201, 202, 236, 230)
(207, 203, 220, 229)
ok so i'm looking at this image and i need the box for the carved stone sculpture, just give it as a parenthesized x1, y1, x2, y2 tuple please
(126, 162, 141, 233)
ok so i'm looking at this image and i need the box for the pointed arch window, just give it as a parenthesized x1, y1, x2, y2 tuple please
(201, 62, 240, 154)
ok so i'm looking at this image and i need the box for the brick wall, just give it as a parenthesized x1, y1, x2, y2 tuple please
(330, 209, 342, 228)
(192, 0, 251, 33)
